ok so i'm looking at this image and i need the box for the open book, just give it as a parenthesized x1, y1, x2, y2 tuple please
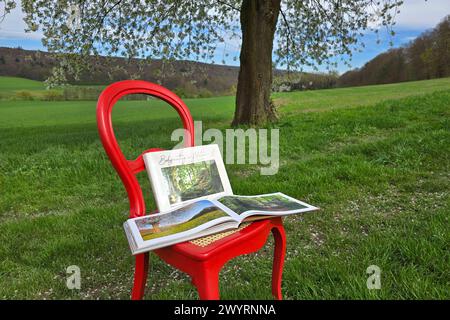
(123, 144, 318, 255)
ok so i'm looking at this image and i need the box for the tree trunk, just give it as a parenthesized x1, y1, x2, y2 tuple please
(232, 0, 281, 126)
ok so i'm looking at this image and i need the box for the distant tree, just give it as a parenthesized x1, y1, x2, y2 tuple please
(272, 72, 338, 92)
(339, 15, 450, 87)
(3, 0, 403, 125)
(422, 16, 450, 78)
(407, 33, 431, 80)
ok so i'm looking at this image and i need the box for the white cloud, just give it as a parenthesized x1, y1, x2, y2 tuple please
(403, 35, 418, 42)
(394, 0, 450, 29)
(0, 0, 42, 40)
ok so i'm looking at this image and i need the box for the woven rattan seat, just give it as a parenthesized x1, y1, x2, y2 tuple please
(190, 223, 250, 247)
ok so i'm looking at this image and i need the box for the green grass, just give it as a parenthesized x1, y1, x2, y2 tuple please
(0, 76, 47, 91)
(0, 77, 449, 299)
(0, 76, 108, 100)
(274, 77, 450, 113)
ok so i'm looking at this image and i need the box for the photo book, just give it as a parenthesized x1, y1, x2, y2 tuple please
(123, 144, 318, 255)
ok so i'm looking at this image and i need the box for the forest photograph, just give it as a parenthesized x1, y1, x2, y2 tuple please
(161, 160, 224, 205)
(218, 194, 308, 215)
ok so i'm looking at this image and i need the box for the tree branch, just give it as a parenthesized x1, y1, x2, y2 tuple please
(215, 0, 240, 12)
(279, 7, 299, 71)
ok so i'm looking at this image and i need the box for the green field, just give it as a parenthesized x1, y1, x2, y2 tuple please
(0, 77, 449, 299)
(0, 76, 47, 92)
(0, 76, 108, 101)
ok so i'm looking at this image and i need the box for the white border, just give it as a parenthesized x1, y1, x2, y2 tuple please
(143, 144, 233, 212)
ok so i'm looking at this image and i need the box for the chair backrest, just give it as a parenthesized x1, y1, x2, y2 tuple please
(96, 80, 194, 218)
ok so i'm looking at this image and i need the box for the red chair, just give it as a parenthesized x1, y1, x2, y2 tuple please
(96, 80, 287, 300)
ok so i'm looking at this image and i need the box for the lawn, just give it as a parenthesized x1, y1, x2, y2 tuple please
(0, 76, 107, 100)
(0, 76, 47, 92)
(0, 77, 448, 299)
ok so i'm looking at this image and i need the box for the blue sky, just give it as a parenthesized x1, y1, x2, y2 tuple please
(0, 0, 449, 74)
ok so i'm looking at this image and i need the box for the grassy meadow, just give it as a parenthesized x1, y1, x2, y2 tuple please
(0, 76, 449, 299)
(0, 76, 47, 92)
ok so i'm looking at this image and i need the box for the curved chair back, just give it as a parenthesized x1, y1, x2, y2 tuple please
(96, 80, 194, 218)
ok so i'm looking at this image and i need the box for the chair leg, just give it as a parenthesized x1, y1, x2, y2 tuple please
(271, 225, 286, 300)
(131, 252, 149, 300)
(192, 268, 220, 300)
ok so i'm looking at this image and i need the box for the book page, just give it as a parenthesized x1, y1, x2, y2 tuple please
(143, 145, 233, 212)
(124, 194, 319, 254)
(125, 199, 237, 254)
(215, 192, 319, 221)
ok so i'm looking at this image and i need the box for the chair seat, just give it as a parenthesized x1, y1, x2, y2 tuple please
(154, 218, 277, 262)
(189, 222, 251, 247)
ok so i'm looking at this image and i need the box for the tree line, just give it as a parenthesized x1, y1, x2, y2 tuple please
(338, 16, 450, 87)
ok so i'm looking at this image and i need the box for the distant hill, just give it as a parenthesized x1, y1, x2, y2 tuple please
(0, 46, 243, 96)
(338, 15, 450, 87)
(0, 47, 340, 96)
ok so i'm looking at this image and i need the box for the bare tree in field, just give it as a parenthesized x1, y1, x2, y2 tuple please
(2, 0, 402, 126)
